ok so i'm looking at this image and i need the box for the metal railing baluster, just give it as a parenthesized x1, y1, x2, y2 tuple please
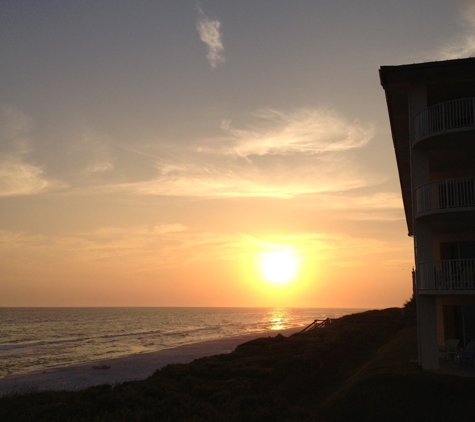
(414, 98, 475, 144)
(415, 177, 475, 215)
(419, 259, 475, 291)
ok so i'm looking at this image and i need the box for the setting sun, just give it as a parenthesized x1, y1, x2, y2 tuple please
(260, 248, 298, 286)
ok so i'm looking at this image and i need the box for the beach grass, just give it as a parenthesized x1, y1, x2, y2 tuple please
(2, 305, 475, 421)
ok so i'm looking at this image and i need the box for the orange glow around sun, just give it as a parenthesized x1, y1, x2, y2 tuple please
(259, 248, 299, 286)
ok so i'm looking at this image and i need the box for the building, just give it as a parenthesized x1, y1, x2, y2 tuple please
(380, 58, 475, 370)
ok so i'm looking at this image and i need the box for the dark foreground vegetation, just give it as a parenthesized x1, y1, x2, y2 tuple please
(2, 303, 475, 421)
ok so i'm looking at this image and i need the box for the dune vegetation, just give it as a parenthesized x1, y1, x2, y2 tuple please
(2, 302, 475, 421)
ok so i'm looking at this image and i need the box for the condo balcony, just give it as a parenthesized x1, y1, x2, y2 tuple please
(419, 259, 475, 293)
(415, 177, 475, 217)
(413, 97, 475, 146)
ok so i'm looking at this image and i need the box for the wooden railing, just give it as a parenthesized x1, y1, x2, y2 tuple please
(300, 318, 332, 333)
(414, 97, 475, 143)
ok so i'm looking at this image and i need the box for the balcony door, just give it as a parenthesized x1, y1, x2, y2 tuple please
(440, 241, 475, 260)
(444, 305, 475, 346)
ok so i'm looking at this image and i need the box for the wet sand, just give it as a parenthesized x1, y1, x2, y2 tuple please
(0, 327, 301, 397)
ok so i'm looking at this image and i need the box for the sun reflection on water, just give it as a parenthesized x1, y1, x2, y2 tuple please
(268, 309, 290, 331)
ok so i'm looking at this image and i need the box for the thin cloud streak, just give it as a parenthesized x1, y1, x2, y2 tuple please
(73, 128, 115, 175)
(0, 105, 32, 154)
(95, 163, 368, 199)
(0, 156, 67, 196)
(0, 227, 410, 271)
(299, 191, 405, 222)
(309, 192, 403, 211)
(90, 154, 372, 198)
(220, 108, 374, 157)
(196, 6, 225, 68)
(434, 4, 475, 60)
(0, 106, 68, 196)
(83, 145, 114, 175)
(86, 107, 375, 198)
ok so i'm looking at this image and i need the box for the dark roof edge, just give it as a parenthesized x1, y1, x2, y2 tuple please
(379, 57, 475, 86)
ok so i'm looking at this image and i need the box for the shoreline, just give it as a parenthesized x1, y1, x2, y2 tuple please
(0, 327, 302, 397)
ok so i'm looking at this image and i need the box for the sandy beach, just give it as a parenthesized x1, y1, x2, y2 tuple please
(0, 327, 301, 397)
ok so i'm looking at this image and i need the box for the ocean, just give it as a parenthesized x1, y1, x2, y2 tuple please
(0, 307, 362, 378)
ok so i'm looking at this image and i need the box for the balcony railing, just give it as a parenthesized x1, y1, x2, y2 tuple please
(414, 97, 475, 143)
(419, 259, 475, 291)
(416, 177, 475, 215)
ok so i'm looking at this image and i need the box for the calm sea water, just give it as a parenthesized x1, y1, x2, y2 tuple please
(0, 307, 362, 377)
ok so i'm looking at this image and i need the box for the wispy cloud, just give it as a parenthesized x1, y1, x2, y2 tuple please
(0, 225, 190, 270)
(94, 153, 371, 198)
(0, 105, 33, 155)
(434, 4, 475, 60)
(0, 226, 411, 272)
(88, 107, 375, 198)
(72, 127, 115, 175)
(220, 108, 374, 157)
(0, 156, 66, 196)
(295, 191, 405, 222)
(309, 191, 404, 212)
(0, 105, 67, 196)
(196, 5, 225, 68)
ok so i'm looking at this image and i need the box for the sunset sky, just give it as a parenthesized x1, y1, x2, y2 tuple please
(2, 1, 474, 307)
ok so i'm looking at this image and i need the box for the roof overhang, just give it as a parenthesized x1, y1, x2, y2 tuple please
(379, 57, 475, 236)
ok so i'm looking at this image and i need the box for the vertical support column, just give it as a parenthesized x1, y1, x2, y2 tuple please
(412, 133, 435, 367)
(417, 295, 439, 369)
(409, 81, 439, 368)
